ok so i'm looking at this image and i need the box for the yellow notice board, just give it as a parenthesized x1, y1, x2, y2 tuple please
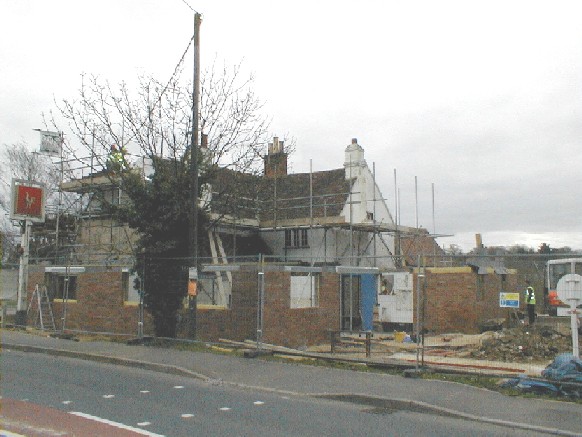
(499, 292, 520, 308)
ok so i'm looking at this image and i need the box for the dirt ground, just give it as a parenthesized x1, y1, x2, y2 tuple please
(310, 322, 575, 365)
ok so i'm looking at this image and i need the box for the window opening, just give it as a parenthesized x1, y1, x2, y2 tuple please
(46, 273, 78, 300)
(290, 273, 319, 308)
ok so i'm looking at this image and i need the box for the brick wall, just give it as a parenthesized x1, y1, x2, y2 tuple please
(28, 263, 518, 341)
(181, 271, 258, 342)
(27, 266, 153, 335)
(262, 271, 340, 348)
(182, 270, 341, 348)
(417, 267, 518, 334)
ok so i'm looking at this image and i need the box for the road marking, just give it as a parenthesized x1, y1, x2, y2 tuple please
(140, 390, 150, 394)
(70, 412, 165, 436)
(181, 413, 194, 418)
(62, 400, 72, 405)
(138, 421, 152, 426)
(253, 401, 265, 405)
(219, 407, 231, 411)
(103, 394, 115, 399)
(173, 385, 184, 389)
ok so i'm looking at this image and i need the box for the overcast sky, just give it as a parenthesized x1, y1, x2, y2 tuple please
(1, 0, 580, 252)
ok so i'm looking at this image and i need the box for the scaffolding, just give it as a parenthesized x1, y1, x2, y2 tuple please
(204, 159, 440, 270)
(38, 145, 446, 271)
(51, 151, 152, 266)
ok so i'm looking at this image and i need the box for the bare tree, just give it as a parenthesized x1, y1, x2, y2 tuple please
(0, 142, 60, 206)
(56, 63, 273, 177)
(52, 63, 283, 337)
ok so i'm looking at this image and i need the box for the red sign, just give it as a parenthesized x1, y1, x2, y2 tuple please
(15, 185, 44, 218)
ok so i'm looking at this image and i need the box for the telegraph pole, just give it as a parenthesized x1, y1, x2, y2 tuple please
(15, 219, 31, 326)
(188, 12, 201, 339)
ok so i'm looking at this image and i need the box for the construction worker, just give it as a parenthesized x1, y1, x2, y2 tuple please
(524, 280, 536, 325)
(107, 144, 128, 173)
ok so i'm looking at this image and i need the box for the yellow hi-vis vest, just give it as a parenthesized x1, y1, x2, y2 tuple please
(524, 286, 536, 304)
(108, 149, 127, 170)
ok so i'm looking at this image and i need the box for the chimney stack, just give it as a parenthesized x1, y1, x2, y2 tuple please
(264, 136, 288, 178)
(344, 137, 366, 180)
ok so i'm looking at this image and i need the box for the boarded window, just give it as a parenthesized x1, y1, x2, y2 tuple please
(290, 274, 319, 308)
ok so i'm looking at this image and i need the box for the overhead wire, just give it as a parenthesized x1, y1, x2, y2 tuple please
(147, 0, 200, 121)
(128, 33, 195, 146)
(109, 0, 201, 150)
(178, 0, 199, 13)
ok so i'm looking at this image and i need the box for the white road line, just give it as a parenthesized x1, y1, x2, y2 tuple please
(103, 394, 115, 399)
(219, 407, 231, 411)
(62, 400, 72, 405)
(173, 386, 184, 389)
(137, 421, 152, 426)
(140, 390, 150, 394)
(253, 401, 265, 405)
(70, 412, 165, 437)
(181, 413, 194, 418)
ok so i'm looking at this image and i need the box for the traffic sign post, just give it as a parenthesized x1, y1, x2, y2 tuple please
(11, 179, 47, 326)
(556, 274, 582, 358)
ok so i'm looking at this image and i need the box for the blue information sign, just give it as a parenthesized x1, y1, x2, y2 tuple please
(499, 292, 520, 308)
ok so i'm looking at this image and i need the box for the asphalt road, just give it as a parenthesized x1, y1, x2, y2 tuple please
(2, 350, 554, 437)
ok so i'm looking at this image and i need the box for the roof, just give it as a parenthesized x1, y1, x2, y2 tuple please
(257, 169, 351, 222)
(61, 171, 120, 193)
(208, 167, 351, 225)
(205, 167, 261, 220)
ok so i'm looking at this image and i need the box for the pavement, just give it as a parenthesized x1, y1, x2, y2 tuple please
(2, 329, 582, 436)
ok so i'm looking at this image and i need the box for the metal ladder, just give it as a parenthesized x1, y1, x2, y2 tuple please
(27, 284, 56, 331)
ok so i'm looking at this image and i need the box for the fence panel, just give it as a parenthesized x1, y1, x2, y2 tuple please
(12, 250, 580, 380)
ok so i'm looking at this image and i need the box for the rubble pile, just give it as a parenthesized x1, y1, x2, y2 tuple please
(471, 325, 573, 363)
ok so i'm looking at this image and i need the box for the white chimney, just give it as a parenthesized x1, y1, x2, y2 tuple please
(344, 138, 366, 180)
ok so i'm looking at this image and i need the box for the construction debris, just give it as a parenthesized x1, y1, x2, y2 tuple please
(470, 325, 573, 363)
(219, 322, 576, 372)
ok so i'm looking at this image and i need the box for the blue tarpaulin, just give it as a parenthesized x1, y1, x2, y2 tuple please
(502, 354, 582, 398)
(541, 353, 582, 383)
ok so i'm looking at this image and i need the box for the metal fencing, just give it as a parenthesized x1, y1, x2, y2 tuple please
(8, 251, 582, 380)
(407, 253, 581, 378)
(1, 262, 19, 328)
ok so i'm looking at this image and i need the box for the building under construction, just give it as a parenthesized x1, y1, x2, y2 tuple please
(26, 137, 455, 344)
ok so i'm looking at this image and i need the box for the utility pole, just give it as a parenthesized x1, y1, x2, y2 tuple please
(15, 220, 31, 326)
(188, 12, 201, 339)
